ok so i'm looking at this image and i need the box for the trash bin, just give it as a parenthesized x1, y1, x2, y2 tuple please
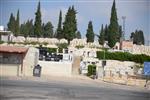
(33, 64, 42, 77)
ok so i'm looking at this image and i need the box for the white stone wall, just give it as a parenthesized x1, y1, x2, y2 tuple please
(70, 38, 87, 47)
(103, 60, 137, 76)
(39, 61, 72, 77)
(23, 47, 39, 76)
(10, 37, 103, 48)
(0, 64, 20, 76)
(68, 47, 98, 57)
(132, 45, 150, 56)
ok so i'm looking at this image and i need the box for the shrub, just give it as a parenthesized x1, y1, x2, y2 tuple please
(75, 45, 84, 49)
(43, 42, 48, 46)
(8, 41, 16, 44)
(47, 48, 57, 53)
(57, 43, 68, 49)
(87, 65, 96, 76)
(57, 43, 68, 53)
(0, 40, 4, 44)
(58, 48, 63, 53)
(96, 51, 150, 64)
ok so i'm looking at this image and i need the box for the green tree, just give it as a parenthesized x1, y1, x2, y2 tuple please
(76, 31, 81, 39)
(63, 6, 77, 44)
(86, 21, 95, 43)
(108, 0, 119, 48)
(41, 23, 45, 37)
(20, 19, 34, 37)
(104, 24, 108, 41)
(34, 1, 42, 37)
(15, 9, 20, 36)
(20, 22, 27, 37)
(99, 24, 105, 45)
(130, 30, 145, 45)
(43, 21, 53, 38)
(7, 13, 16, 33)
(56, 10, 63, 39)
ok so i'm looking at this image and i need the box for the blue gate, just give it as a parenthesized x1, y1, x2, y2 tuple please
(144, 62, 150, 76)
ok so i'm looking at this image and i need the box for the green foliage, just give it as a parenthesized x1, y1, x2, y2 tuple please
(97, 51, 150, 64)
(86, 21, 95, 43)
(76, 31, 81, 39)
(43, 21, 53, 38)
(8, 10, 20, 36)
(56, 10, 63, 39)
(57, 43, 68, 53)
(63, 6, 77, 43)
(34, 1, 42, 37)
(23, 41, 39, 45)
(58, 48, 63, 53)
(47, 48, 57, 53)
(99, 24, 105, 45)
(104, 24, 109, 41)
(29, 41, 39, 45)
(87, 65, 96, 76)
(75, 45, 84, 49)
(43, 42, 48, 46)
(15, 9, 20, 36)
(7, 13, 16, 33)
(130, 30, 145, 45)
(0, 40, 4, 44)
(8, 41, 16, 44)
(20, 19, 34, 37)
(57, 43, 68, 49)
(108, 0, 119, 48)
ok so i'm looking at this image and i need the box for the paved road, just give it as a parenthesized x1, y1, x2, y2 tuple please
(0, 78, 150, 100)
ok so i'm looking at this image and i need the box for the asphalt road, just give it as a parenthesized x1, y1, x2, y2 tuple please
(0, 78, 150, 100)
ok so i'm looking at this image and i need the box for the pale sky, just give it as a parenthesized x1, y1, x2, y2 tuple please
(0, 0, 150, 45)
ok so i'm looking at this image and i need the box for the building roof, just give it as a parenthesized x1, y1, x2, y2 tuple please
(0, 46, 28, 53)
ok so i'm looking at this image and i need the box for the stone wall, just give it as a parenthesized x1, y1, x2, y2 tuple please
(132, 45, 150, 56)
(39, 61, 72, 77)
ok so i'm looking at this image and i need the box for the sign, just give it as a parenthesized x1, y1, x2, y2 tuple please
(144, 62, 150, 75)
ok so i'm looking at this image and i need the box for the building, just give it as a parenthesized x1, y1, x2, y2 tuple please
(120, 40, 133, 52)
(0, 46, 39, 76)
(0, 26, 13, 42)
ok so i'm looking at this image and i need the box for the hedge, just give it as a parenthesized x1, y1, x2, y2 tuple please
(47, 48, 57, 53)
(96, 51, 150, 64)
(87, 65, 96, 76)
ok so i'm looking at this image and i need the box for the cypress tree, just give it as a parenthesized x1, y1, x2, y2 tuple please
(104, 24, 108, 41)
(108, 0, 119, 48)
(20, 19, 34, 37)
(34, 1, 42, 37)
(43, 21, 53, 38)
(76, 31, 81, 39)
(56, 10, 63, 39)
(131, 30, 145, 45)
(71, 6, 77, 38)
(15, 9, 20, 36)
(63, 6, 77, 44)
(86, 21, 94, 43)
(99, 24, 105, 45)
(7, 13, 16, 33)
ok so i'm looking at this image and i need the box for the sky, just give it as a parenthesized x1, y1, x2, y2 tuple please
(0, 0, 150, 45)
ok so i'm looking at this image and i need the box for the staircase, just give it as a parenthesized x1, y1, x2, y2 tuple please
(72, 56, 81, 75)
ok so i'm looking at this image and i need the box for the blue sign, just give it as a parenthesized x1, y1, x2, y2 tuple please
(144, 62, 150, 75)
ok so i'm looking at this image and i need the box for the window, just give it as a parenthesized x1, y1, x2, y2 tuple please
(0, 53, 22, 64)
